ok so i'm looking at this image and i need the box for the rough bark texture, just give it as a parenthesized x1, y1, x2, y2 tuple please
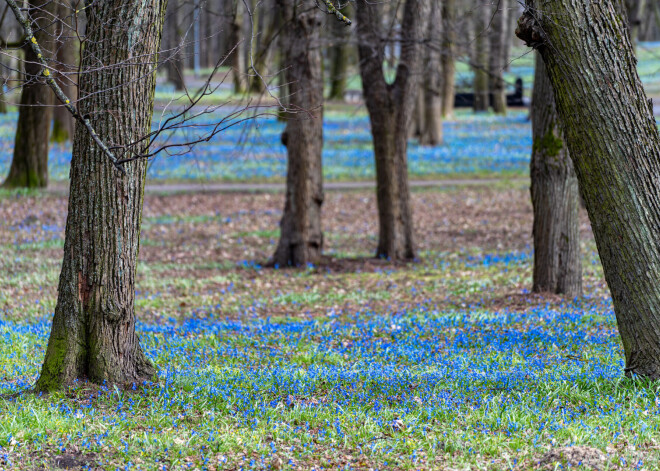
(36, 0, 166, 391)
(518, 0, 660, 378)
(356, 0, 429, 260)
(165, 0, 186, 91)
(488, 0, 508, 115)
(530, 54, 581, 298)
(441, 0, 457, 118)
(419, 0, 443, 146)
(51, 0, 77, 144)
(3, 0, 55, 188)
(472, 4, 489, 112)
(270, 0, 324, 267)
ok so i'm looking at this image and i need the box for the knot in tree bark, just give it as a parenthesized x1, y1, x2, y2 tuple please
(516, 10, 545, 49)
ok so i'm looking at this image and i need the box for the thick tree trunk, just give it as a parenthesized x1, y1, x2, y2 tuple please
(165, 0, 186, 91)
(328, 4, 351, 101)
(36, 0, 165, 391)
(518, 0, 660, 378)
(419, 0, 443, 146)
(488, 0, 508, 115)
(3, 0, 55, 188)
(530, 55, 581, 297)
(271, 0, 324, 267)
(51, 0, 77, 144)
(441, 0, 457, 118)
(472, 4, 489, 112)
(356, 0, 429, 260)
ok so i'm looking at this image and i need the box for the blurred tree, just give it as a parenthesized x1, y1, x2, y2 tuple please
(3, 0, 55, 188)
(165, 0, 186, 91)
(356, 0, 430, 260)
(419, 0, 442, 146)
(51, 0, 76, 143)
(328, 2, 352, 101)
(530, 54, 581, 297)
(441, 0, 457, 118)
(472, 2, 489, 112)
(488, 0, 507, 114)
(36, 0, 166, 390)
(518, 0, 660, 378)
(271, 0, 324, 267)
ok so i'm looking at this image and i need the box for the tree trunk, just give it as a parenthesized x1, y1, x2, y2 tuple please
(518, 0, 660, 378)
(441, 0, 457, 118)
(488, 0, 508, 115)
(356, 0, 429, 260)
(328, 3, 351, 101)
(472, 4, 489, 112)
(165, 0, 186, 91)
(229, 0, 246, 94)
(3, 0, 55, 188)
(249, 0, 278, 94)
(270, 0, 324, 267)
(530, 54, 581, 297)
(419, 0, 443, 146)
(36, 0, 165, 391)
(626, 0, 647, 44)
(51, 0, 77, 144)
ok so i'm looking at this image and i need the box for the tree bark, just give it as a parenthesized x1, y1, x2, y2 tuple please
(441, 0, 457, 118)
(3, 0, 55, 188)
(228, 0, 246, 94)
(270, 0, 324, 267)
(165, 0, 186, 91)
(488, 0, 508, 115)
(356, 0, 429, 260)
(518, 0, 660, 378)
(36, 0, 166, 391)
(419, 0, 443, 146)
(472, 3, 489, 112)
(51, 0, 77, 144)
(530, 54, 581, 297)
(626, 0, 647, 44)
(249, 0, 278, 94)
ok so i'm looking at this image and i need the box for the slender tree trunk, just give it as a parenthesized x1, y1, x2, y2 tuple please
(271, 0, 324, 267)
(530, 54, 581, 297)
(36, 0, 166, 391)
(441, 0, 457, 118)
(356, 0, 429, 260)
(51, 0, 77, 143)
(472, 3, 489, 112)
(489, 0, 508, 114)
(229, 0, 246, 94)
(518, 0, 660, 378)
(165, 0, 186, 91)
(420, 0, 443, 146)
(626, 0, 647, 44)
(503, 0, 516, 71)
(249, 0, 278, 94)
(3, 0, 55, 188)
(328, 3, 351, 101)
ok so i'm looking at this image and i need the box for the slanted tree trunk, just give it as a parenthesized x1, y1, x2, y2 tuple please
(36, 0, 166, 391)
(328, 3, 351, 101)
(356, 0, 429, 260)
(270, 0, 324, 267)
(488, 0, 508, 114)
(518, 0, 660, 378)
(165, 0, 186, 91)
(51, 0, 77, 143)
(472, 3, 489, 112)
(419, 0, 443, 146)
(3, 0, 55, 188)
(530, 54, 581, 297)
(441, 0, 457, 118)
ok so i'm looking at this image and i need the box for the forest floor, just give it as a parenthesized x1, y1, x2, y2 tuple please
(1, 184, 657, 470)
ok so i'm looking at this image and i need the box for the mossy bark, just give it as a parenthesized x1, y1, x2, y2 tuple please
(518, 0, 660, 378)
(356, 0, 429, 260)
(270, 0, 324, 267)
(3, 0, 55, 189)
(530, 54, 581, 298)
(36, 0, 166, 391)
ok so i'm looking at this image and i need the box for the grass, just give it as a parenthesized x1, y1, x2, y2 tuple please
(0, 185, 656, 470)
